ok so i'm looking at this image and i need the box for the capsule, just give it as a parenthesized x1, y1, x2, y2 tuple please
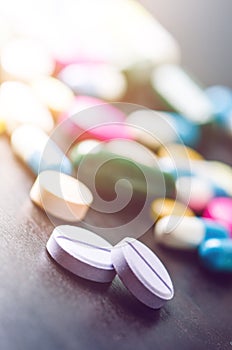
(157, 143, 203, 161)
(205, 85, 232, 124)
(11, 125, 73, 176)
(70, 139, 159, 169)
(151, 64, 214, 124)
(59, 95, 132, 141)
(175, 176, 215, 213)
(0, 81, 54, 134)
(203, 197, 232, 236)
(170, 113, 201, 147)
(0, 38, 55, 82)
(150, 198, 194, 222)
(58, 62, 127, 101)
(31, 76, 75, 120)
(72, 150, 176, 201)
(199, 238, 232, 272)
(154, 215, 229, 250)
(126, 110, 178, 150)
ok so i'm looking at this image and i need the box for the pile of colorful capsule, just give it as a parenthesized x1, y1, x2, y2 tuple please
(0, 0, 232, 308)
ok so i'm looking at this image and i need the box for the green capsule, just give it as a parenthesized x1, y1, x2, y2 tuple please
(73, 150, 175, 202)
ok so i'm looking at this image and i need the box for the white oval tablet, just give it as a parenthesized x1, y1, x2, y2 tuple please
(111, 237, 174, 309)
(30, 170, 93, 222)
(47, 225, 115, 283)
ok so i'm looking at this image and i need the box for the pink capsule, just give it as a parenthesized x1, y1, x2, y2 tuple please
(203, 197, 232, 236)
(59, 95, 133, 141)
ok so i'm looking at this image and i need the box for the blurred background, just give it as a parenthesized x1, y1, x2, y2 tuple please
(140, 0, 232, 87)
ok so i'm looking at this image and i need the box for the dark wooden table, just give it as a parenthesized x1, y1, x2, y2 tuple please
(1, 86, 232, 350)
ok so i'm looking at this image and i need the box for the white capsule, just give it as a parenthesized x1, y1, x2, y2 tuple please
(126, 110, 178, 149)
(154, 215, 229, 250)
(151, 64, 214, 124)
(0, 81, 54, 134)
(11, 125, 73, 175)
(31, 76, 75, 119)
(0, 38, 55, 82)
(58, 62, 127, 101)
(176, 176, 214, 212)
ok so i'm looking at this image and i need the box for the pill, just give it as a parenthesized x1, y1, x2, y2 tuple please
(189, 160, 232, 197)
(154, 216, 229, 250)
(30, 170, 93, 222)
(157, 143, 203, 161)
(31, 76, 75, 119)
(44, 0, 179, 72)
(176, 176, 215, 213)
(170, 113, 201, 147)
(72, 150, 176, 201)
(0, 38, 55, 82)
(60, 95, 132, 141)
(203, 197, 232, 235)
(199, 238, 232, 272)
(126, 110, 178, 150)
(47, 225, 115, 282)
(58, 62, 127, 101)
(151, 64, 214, 124)
(205, 85, 232, 124)
(70, 140, 102, 167)
(151, 198, 194, 221)
(11, 125, 73, 175)
(0, 119, 6, 134)
(0, 81, 54, 134)
(111, 237, 174, 309)
(104, 139, 159, 168)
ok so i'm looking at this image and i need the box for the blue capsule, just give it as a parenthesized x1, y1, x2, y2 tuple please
(171, 113, 201, 147)
(205, 85, 232, 124)
(199, 238, 232, 272)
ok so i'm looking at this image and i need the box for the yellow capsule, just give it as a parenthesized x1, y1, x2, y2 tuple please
(157, 143, 203, 160)
(151, 198, 194, 221)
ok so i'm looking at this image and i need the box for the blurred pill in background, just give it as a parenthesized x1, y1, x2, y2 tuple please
(31, 76, 75, 120)
(170, 113, 201, 147)
(191, 160, 232, 197)
(203, 197, 232, 236)
(30, 170, 93, 222)
(60, 95, 132, 141)
(72, 149, 176, 202)
(205, 85, 232, 124)
(104, 139, 159, 168)
(58, 62, 127, 101)
(154, 215, 229, 250)
(199, 238, 232, 272)
(47, 225, 116, 283)
(157, 143, 204, 160)
(175, 176, 215, 213)
(0, 38, 55, 82)
(111, 237, 174, 309)
(0, 81, 54, 134)
(69, 140, 101, 167)
(150, 198, 194, 222)
(126, 110, 178, 150)
(151, 64, 214, 124)
(11, 124, 73, 175)
(37, 0, 180, 75)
